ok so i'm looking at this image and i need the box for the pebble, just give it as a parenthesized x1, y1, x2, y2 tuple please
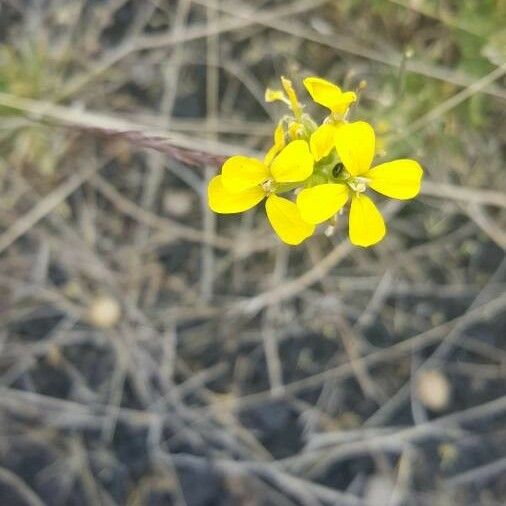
(87, 295, 121, 328)
(415, 369, 451, 411)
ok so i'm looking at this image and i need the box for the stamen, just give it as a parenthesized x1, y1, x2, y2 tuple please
(348, 177, 369, 193)
(262, 179, 274, 194)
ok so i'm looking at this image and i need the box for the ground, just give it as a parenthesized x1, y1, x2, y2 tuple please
(0, 0, 505, 505)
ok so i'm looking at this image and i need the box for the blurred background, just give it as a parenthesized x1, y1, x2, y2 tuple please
(0, 0, 505, 505)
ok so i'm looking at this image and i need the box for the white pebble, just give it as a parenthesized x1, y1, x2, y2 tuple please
(416, 369, 451, 411)
(87, 295, 121, 329)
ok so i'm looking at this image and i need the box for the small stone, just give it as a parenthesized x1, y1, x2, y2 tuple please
(163, 190, 193, 217)
(415, 369, 451, 411)
(87, 295, 121, 328)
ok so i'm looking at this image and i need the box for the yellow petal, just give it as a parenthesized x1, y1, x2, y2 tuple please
(296, 184, 349, 224)
(264, 122, 286, 165)
(303, 76, 356, 114)
(366, 159, 423, 199)
(334, 121, 375, 176)
(310, 123, 339, 161)
(281, 76, 302, 118)
(265, 88, 287, 103)
(349, 194, 386, 247)
(221, 156, 270, 192)
(333, 91, 357, 116)
(273, 122, 285, 146)
(208, 175, 264, 214)
(270, 140, 314, 183)
(265, 195, 315, 245)
(264, 145, 277, 166)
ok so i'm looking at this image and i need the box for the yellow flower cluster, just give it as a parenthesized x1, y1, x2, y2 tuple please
(208, 76, 423, 247)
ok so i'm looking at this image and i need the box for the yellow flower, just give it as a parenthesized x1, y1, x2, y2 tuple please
(302, 77, 357, 161)
(297, 121, 423, 247)
(264, 77, 309, 142)
(208, 140, 315, 245)
(264, 76, 303, 121)
(304, 76, 357, 117)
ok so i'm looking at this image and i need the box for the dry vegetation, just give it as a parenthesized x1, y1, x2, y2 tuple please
(0, 0, 505, 505)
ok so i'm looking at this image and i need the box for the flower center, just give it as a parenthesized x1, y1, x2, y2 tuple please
(262, 179, 275, 194)
(348, 176, 369, 193)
